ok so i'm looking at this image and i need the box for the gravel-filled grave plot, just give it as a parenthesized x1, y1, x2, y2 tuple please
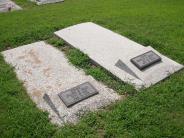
(2, 41, 121, 126)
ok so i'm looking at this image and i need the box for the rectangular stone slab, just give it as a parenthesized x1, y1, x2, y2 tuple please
(31, 0, 64, 5)
(58, 82, 98, 107)
(2, 41, 120, 126)
(131, 51, 161, 70)
(55, 22, 183, 89)
(0, 0, 21, 12)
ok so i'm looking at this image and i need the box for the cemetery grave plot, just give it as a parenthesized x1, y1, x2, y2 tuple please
(2, 41, 120, 126)
(30, 0, 64, 5)
(55, 22, 183, 89)
(0, 0, 21, 12)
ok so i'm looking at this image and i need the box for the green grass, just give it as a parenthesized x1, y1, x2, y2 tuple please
(0, 0, 184, 137)
(0, 55, 56, 138)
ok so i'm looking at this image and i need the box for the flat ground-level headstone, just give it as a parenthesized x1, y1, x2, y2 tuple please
(30, 0, 64, 5)
(2, 41, 120, 125)
(55, 22, 183, 89)
(58, 82, 99, 107)
(0, 0, 21, 12)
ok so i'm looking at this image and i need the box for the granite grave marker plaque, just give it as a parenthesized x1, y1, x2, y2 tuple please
(131, 51, 161, 70)
(58, 82, 98, 107)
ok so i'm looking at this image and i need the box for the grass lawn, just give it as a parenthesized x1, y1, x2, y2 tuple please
(0, 0, 184, 137)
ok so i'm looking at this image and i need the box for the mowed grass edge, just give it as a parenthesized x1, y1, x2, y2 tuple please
(0, 0, 184, 137)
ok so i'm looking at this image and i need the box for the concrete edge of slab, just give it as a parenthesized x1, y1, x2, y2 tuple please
(36, 0, 64, 5)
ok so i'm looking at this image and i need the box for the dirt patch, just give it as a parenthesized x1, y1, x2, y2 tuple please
(32, 89, 42, 98)
(28, 49, 42, 64)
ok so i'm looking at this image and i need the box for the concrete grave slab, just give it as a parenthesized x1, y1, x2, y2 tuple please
(2, 41, 120, 126)
(0, 0, 21, 12)
(55, 22, 183, 89)
(31, 0, 64, 5)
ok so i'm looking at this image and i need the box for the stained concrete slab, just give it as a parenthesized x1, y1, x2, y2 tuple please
(31, 0, 64, 5)
(0, 0, 21, 12)
(55, 22, 183, 89)
(2, 41, 121, 126)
